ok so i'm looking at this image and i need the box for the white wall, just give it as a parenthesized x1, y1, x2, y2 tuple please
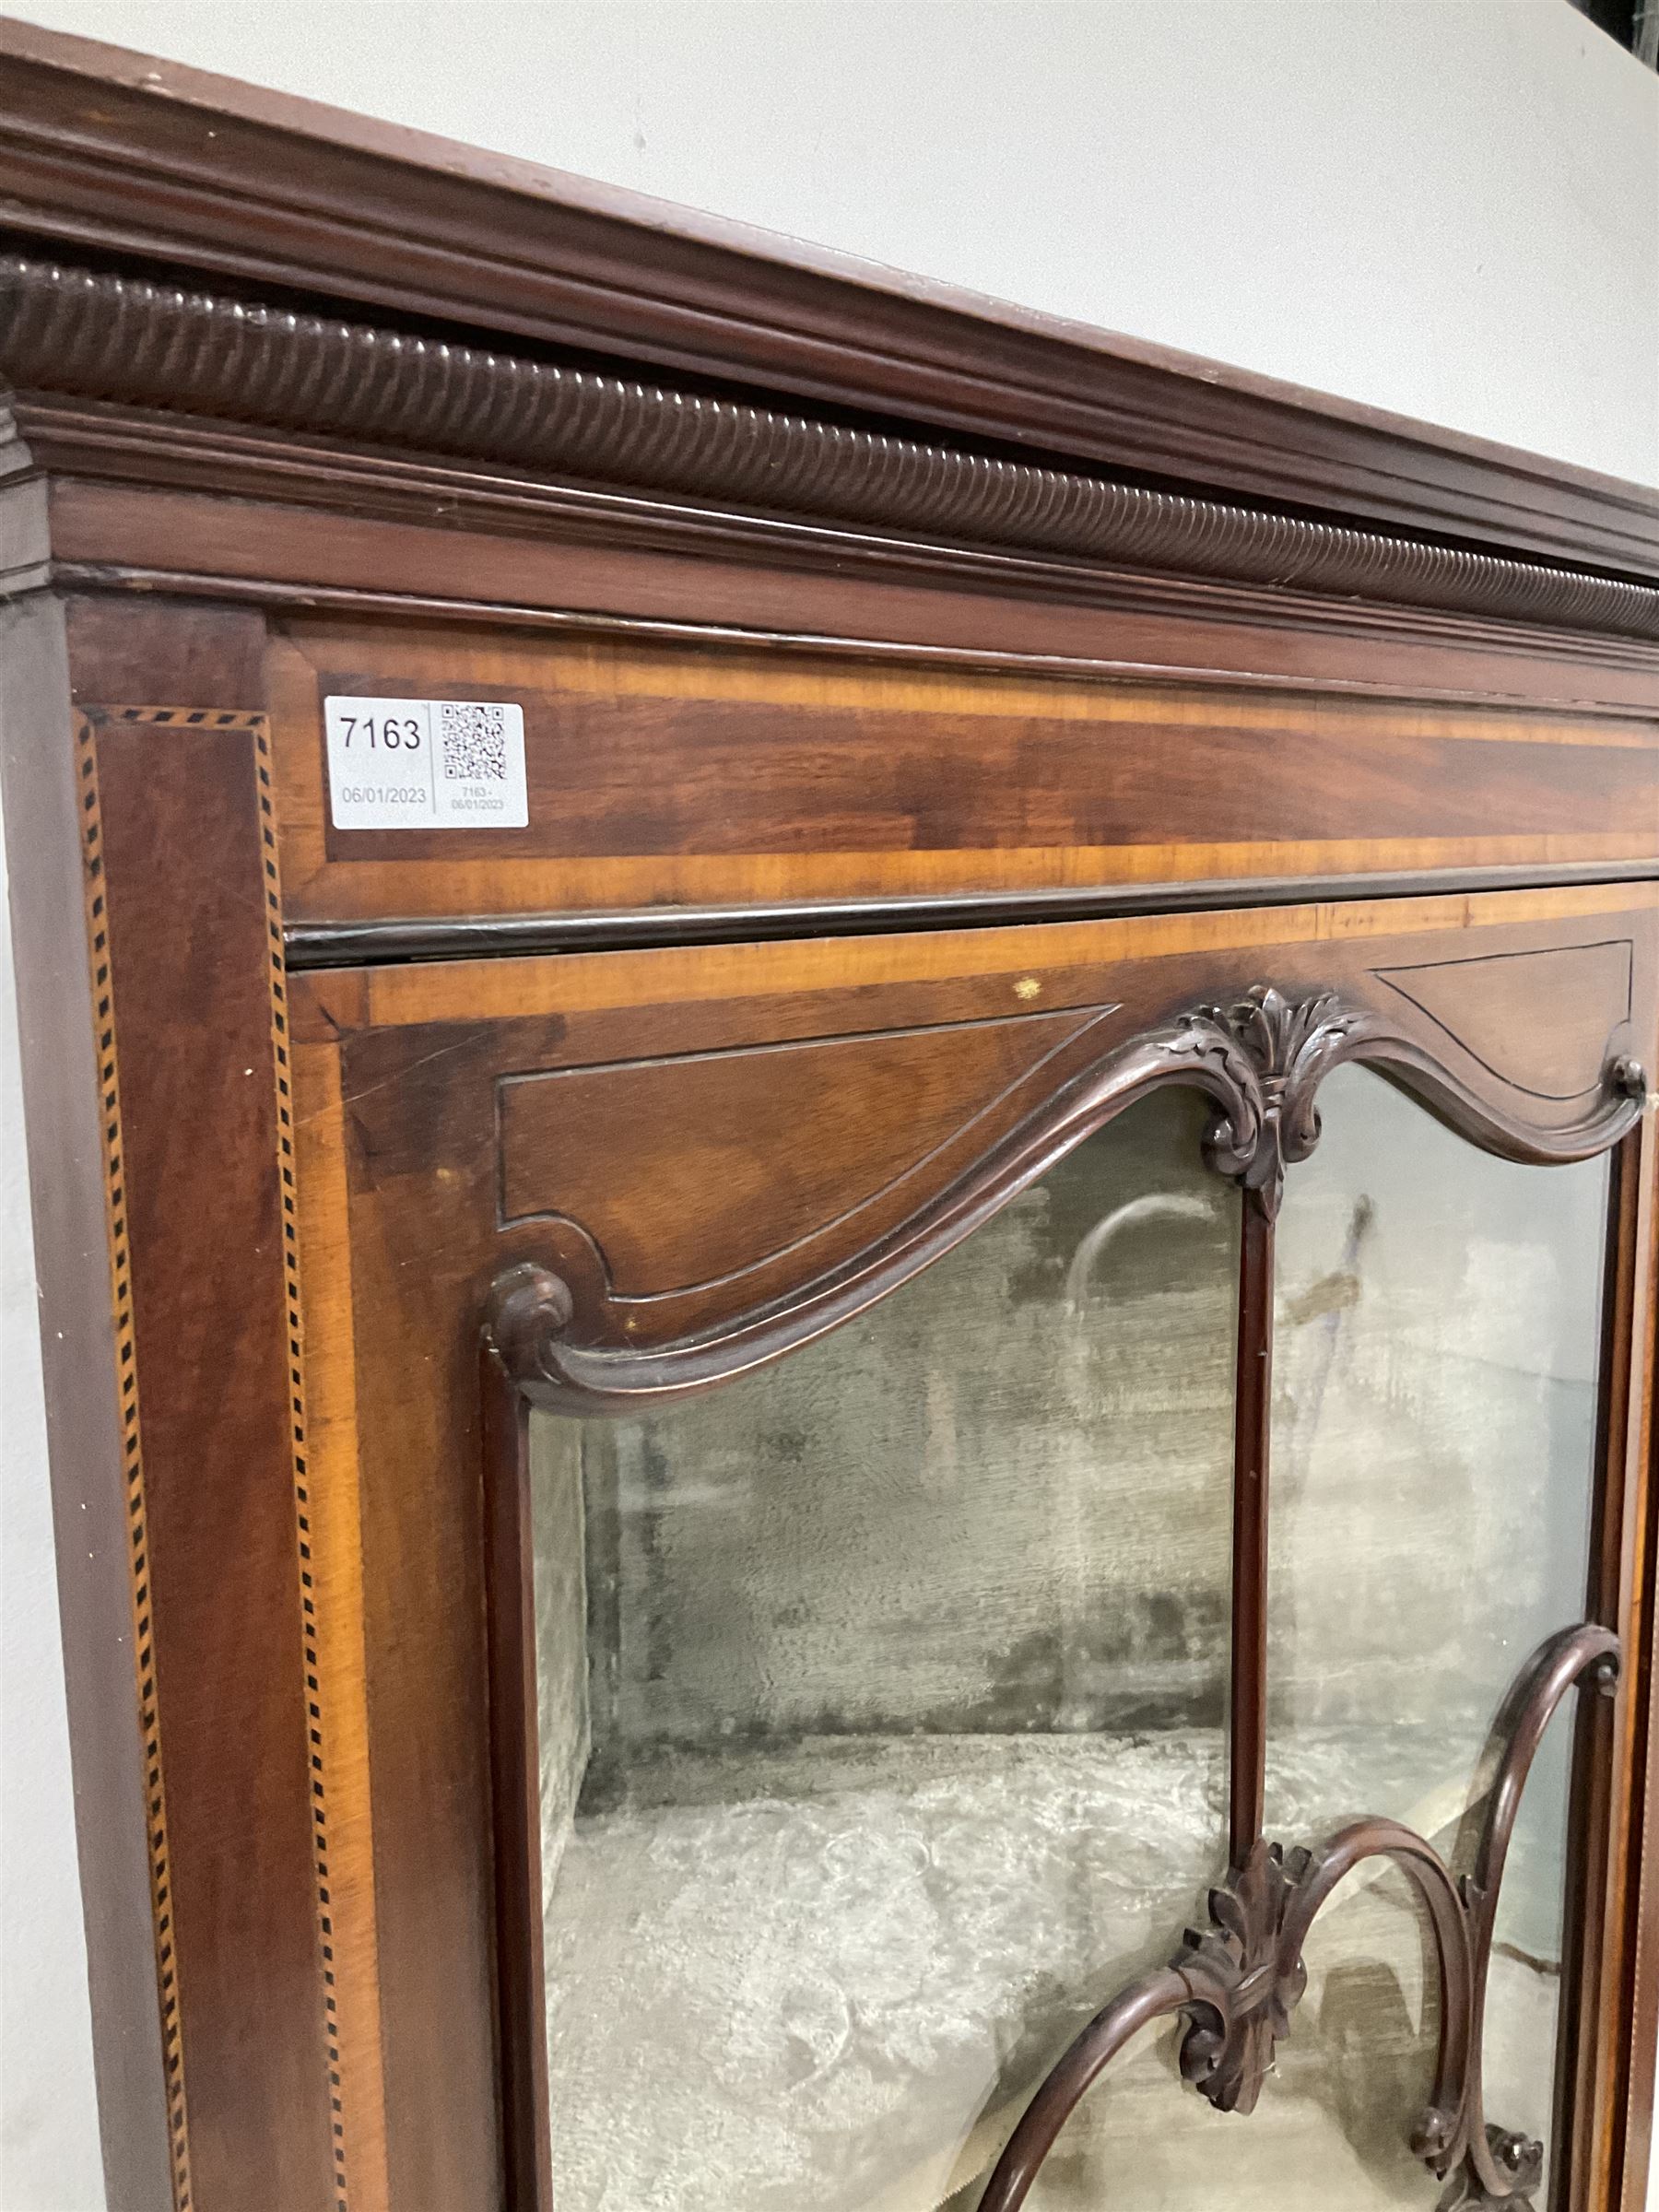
(2, 6, 1655, 2207)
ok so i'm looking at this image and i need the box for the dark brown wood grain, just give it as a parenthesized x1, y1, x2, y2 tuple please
(1623, 1308, 1659, 2210)
(278, 863, 1659, 969)
(340, 1058, 503, 2212)
(19, 406, 1659, 727)
(255, 620, 1659, 931)
(1230, 1196, 1274, 1868)
(345, 915, 1652, 1385)
(1608, 1114, 1659, 2212)
(87, 710, 335, 2212)
(0, 582, 174, 2212)
(1373, 940, 1637, 1102)
(0, 50, 1654, 2209)
(0, 19, 1653, 574)
(299, 653, 1654, 863)
(495, 1002, 1118, 1295)
(1558, 1129, 1646, 2208)
(64, 591, 267, 711)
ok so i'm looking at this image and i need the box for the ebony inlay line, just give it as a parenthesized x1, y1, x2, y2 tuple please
(283, 859, 1659, 971)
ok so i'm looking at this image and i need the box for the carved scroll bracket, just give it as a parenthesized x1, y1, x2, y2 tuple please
(978, 1624, 1621, 2212)
(488, 984, 1644, 1413)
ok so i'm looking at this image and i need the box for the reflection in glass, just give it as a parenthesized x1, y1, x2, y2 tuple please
(531, 1091, 1239, 2211)
(1264, 1064, 1607, 2205)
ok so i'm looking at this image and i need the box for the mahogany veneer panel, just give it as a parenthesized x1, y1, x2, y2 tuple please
(496, 1003, 1120, 1294)
(0, 697, 336, 2212)
(265, 622, 1659, 925)
(89, 712, 333, 2212)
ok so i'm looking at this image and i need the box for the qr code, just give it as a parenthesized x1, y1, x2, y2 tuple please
(439, 700, 509, 782)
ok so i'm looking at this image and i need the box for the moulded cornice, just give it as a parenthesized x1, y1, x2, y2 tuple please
(0, 18, 1654, 573)
(3, 253, 1657, 644)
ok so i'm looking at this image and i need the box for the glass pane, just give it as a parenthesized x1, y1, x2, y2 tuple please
(531, 1088, 1239, 2211)
(1264, 1063, 1608, 2205)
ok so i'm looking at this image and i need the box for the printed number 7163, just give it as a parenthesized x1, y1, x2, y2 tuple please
(336, 713, 423, 750)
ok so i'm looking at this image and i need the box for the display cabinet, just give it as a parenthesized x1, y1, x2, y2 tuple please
(1, 25, 1655, 2212)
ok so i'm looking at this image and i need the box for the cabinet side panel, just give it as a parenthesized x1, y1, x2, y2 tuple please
(0, 592, 173, 2212)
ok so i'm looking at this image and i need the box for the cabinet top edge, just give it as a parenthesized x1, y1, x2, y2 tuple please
(0, 17, 1655, 580)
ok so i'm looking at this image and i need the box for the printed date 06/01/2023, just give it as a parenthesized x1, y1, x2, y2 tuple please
(334, 782, 428, 806)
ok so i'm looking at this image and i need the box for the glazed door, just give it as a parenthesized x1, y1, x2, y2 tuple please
(520, 1079, 1241, 2212)
(287, 884, 1657, 2212)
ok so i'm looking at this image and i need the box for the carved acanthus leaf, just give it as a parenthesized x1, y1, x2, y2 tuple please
(1176, 1839, 1310, 2114)
(1190, 984, 1365, 1218)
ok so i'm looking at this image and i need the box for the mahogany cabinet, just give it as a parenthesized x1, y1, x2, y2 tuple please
(1, 25, 1656, 2212)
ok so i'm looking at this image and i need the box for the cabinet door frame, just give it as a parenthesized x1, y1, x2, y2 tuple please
(279, 883, 1658, 2212)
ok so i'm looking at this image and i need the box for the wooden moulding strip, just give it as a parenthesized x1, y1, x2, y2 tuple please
(263, 726, 391, 2212)
(274, 844, 1659, 936)
(343, 879, 1659, 1033)
(287, 1026, 391, 2212)
(1611, 1094, 1659, 2208)
(284, 860, 1659, 971)
(4, 251, 1657, 634)
(0, 17, 1653, 573)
